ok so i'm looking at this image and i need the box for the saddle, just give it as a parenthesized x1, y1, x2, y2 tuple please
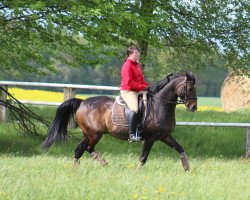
(112, 94, 147, 128)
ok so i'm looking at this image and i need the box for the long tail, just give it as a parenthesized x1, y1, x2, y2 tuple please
(41, 98, 82, 149)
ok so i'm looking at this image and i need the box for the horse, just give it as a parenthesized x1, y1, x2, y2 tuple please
(41, 72, 197, 171)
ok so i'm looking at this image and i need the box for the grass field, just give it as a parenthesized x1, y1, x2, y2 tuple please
(1, 88, 250, 199)
(0, 122, 250, 200)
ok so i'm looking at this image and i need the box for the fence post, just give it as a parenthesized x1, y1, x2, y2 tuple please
(246, 127, 250, 159)
(0, 85, 8, 122)
(64, 87, 75, 101)
(64, 87, 76, 129)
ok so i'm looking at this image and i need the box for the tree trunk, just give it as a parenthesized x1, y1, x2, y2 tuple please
(138, 0, 155, 68)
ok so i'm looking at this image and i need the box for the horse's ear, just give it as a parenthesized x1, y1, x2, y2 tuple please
(186, 71, 193, 80)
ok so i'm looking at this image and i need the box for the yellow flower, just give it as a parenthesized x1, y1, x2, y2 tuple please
(181, 192, 186, 196)
(0, 192, 11, 200)
(131, 193, 138, 199)
(158, 186, 166, 193)
(127, 163, 135, 169)
(8, 87, 88, 102)
(198, 106, 224, 112)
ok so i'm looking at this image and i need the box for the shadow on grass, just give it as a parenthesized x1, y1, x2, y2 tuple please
(0, 126, 247, 162)
(1, 107, 248, 161)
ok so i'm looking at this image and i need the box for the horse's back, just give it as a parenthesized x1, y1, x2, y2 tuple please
(75, 96, 115, 133)
(82, 95, 114, 106)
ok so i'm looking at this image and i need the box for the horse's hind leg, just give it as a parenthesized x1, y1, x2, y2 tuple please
(74, 137, 89, 165)
(86, 133, 107, 166)
(160, 134, 190, 171)
(87, 149, 107, 166)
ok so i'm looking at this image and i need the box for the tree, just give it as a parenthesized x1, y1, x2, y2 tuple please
(0, 0, 249, 76)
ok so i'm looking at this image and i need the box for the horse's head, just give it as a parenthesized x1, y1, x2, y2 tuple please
(175, 72, 197, 112)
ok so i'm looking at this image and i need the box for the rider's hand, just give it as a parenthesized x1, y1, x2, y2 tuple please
(144, 86, 152, 93)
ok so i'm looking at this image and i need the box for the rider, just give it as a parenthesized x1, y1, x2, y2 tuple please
(120, 46, 150, 142)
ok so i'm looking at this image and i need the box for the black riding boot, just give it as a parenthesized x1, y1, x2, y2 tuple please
(128, 111, 141, 142)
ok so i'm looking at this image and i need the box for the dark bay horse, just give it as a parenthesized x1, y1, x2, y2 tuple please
(41, 72, 197, 171)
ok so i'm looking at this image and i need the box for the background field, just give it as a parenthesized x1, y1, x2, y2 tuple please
(8, 87, 222, 107)
(1, 89, 250, 199)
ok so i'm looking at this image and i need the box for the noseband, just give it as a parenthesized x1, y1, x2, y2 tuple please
(175, 79, 198, 105)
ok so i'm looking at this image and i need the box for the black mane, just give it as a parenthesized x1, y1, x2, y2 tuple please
(150, 72, 193, 94)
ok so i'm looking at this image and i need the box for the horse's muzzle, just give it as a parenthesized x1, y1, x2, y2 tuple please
(186, 101, 197, 112)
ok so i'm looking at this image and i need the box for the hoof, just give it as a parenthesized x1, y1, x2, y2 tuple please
(137, 162, 144, 169)
(181, 159, 190, 171)
(73, 158, 80, 167)
(180, 152, 190, 171)
(91, 152, 107, 166)
(100, 159, 108, 166)
(184, 166, 190, 172)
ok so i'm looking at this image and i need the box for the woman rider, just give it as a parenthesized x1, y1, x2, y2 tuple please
(120, 46, 150, 142)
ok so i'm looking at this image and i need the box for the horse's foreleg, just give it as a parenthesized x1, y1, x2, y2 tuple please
(139, 138, 154, 167)
(74, 137, 89, 165)
(160, 134, 189, 171)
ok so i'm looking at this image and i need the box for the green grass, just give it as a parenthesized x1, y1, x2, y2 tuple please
(1, 99, 250, 199)
(1, 154, 249, 200)
(198, 97, 222, 107)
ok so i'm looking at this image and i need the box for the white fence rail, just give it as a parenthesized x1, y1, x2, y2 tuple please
(0, 81, 249, 158)
(0, 81, 120, 90)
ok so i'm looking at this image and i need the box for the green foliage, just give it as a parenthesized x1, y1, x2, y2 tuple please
(0, 1, 249, 76)
(196, 63, 228, 96)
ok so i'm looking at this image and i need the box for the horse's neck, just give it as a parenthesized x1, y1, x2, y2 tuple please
(151, 77, 184, 116)
(157, 79, 178, 103)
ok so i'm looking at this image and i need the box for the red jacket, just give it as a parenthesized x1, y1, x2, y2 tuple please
(120, 59, 149, 92)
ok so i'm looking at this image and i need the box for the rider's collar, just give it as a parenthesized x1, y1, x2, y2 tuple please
(127, 58, 139, 65)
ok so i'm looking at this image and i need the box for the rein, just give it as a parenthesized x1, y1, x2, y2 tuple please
(148, 92, 185, 104)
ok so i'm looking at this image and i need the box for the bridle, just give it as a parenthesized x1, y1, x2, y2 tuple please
(175, 79, 198, 105)
(148, 78, 198, 105)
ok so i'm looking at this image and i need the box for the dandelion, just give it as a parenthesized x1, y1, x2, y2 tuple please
(0, 192, 11, 200)
(127, 163, 135, 169)
(181, 192, 186, 197)
(158, 186, 166, 193)
(131, 193, 138, 199)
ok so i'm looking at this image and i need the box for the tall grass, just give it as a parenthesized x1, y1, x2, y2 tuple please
(1, 153, 249, 200)
(1, 90, 250, 199)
